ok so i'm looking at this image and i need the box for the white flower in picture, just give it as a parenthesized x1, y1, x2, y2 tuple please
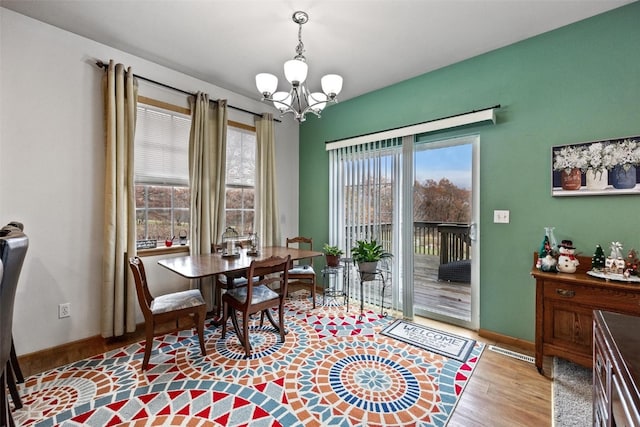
(583, 142, 605, 171)
(553, 145, 587, 173)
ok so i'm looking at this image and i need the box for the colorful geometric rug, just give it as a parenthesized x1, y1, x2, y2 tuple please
(12, 298, 484, 426)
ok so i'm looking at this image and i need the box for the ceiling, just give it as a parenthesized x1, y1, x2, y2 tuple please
(1, 0, 634, 103)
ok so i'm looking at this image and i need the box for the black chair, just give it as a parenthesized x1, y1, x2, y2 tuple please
(2, 223, 26, 401)
(0, 228, 29, 427)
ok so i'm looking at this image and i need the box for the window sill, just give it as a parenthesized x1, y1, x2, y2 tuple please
(137, 245, 189, 258)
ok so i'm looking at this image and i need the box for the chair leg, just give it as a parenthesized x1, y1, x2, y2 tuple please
(310, 280, 316, 308)
(228, 307, 248, 356)
(9, 340, 23, 383)
(221, 301, 228, 339)
(242, 311, 251, 358)
(216, 283, 223, 319)
(141, 322, 154, 371)
(5, 363, 21, 410)
(195, 309, 207, 357)
(0, 371, 15, 427)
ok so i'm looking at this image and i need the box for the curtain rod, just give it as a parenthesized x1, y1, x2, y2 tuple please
(325, 104, 501, 144)
(95, 60, 280, 123)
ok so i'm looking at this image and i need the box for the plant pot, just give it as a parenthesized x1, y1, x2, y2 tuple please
(560, 168, 581, 191)
(358, 261, 378, 281)
(586, 168, 608, 190)
(611, 164, 637, 189)
(326, 254, 340, 267)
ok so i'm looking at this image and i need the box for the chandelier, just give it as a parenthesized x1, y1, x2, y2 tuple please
(255, 11, 343, 122)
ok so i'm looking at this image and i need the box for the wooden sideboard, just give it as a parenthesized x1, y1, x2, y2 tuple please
(531, 253, 640, 374)
(593, 310, 640, 426)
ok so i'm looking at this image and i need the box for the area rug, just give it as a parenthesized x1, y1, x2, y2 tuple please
(13, 299, 484, 427)
(553, 357, 592, 427)
(380, 319, 476, 362)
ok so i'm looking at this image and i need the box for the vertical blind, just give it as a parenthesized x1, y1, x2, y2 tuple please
(329, 137, 402, 251)
(328, 138, 402, 312)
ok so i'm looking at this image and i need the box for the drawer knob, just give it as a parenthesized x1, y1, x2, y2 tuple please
(556, 288, 576, 297)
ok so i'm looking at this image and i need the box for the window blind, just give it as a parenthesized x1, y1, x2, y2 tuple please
(134, 105, 191, 186)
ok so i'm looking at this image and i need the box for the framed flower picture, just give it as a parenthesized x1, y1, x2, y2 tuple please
(552, 135, 640, 196)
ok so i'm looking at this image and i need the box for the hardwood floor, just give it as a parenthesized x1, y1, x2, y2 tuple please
(17, 313, 551, 426)
(414, 317, 552, 427)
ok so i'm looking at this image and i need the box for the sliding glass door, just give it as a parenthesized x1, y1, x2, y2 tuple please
(409, 135, 479, 329)
(328, 134, 479, 329)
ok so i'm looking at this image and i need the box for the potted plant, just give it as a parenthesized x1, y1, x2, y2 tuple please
(323, 244, 344, 267)
(351, 239, 392, 281)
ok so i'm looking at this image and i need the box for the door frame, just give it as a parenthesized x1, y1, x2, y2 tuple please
(401, 133, 480, 330)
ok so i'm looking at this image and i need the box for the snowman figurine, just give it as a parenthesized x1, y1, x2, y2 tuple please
(557, 240, 579, 273)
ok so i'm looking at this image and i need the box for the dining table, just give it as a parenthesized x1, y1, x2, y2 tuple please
(157, 246, 323, 320)
(157, 246, 323, 280)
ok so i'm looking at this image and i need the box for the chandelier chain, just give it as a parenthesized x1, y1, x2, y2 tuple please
(295, 22, 305, 61)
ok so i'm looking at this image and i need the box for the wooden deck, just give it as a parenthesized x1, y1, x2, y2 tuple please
(335, 254, 471, 322)
(414, 254, 471, 321)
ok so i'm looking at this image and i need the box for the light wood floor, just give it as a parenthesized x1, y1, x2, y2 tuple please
(17, 314, 551, 426)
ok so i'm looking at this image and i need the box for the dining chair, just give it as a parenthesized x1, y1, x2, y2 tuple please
(221, 255, 290, 358)
(286, 236, 317, 308)
(212, 241, 253, 319)
(128, 257, 207, 371)
(0, 227, 29, 427)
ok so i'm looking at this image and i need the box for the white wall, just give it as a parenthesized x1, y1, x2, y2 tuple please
(0, 8, 300, 355)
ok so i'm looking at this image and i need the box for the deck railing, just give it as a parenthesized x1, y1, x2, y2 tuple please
(345, 221, 470, 260)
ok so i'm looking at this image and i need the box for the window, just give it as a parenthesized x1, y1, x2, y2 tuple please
(225, 126, 256, 236)
(134, 101, 191, 246)
(134, 98, 257, 247)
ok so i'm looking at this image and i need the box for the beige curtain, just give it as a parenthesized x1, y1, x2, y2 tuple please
(255, 113, 281, 246)
(101, 60, 138, 338)
(188, 93, 227, 308)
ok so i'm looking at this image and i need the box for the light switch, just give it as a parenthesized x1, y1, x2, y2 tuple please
(493, 210, 510, 224)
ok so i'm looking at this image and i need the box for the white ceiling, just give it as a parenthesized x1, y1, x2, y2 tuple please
(1, 0, 633, 102)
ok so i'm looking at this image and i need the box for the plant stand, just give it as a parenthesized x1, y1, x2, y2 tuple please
(321, 264, 349, 309)
(357, 267, 390, 319)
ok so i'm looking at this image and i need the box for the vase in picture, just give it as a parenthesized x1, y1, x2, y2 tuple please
(560, 168, 581, 190)
(585, 168, 608, 190)
(611, 164, 637, 189)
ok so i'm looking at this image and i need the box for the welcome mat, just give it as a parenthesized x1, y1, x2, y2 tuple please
(380, 319, 476, 362)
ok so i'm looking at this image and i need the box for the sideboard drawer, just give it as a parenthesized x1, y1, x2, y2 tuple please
(543, 281, 640, 313)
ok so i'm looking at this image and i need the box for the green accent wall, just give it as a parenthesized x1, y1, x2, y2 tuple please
(298, 2, 640, 341)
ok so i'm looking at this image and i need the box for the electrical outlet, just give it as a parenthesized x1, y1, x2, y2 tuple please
(58, 303, 71, 318)
(493, 210, 510, 224)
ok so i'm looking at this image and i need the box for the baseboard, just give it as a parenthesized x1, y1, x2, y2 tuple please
(17, 323, 152, 377)
(478, 328, 535, 353)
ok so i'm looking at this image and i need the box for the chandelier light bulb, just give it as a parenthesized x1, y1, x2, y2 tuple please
(309, 92, 328, 112)
(283, 59, 308, 86)
(255, 11, 342, 122)
(272, 91, 291, 112)
(256, 73, 278, 97)
(321, 74, 343, 98)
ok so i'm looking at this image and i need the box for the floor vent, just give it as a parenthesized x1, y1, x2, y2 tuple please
(488, 345, 535, 363)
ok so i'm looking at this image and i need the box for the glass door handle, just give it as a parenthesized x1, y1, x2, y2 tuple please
(469, 223, 477, 241)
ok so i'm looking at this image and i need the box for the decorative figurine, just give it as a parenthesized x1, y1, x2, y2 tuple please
(591, 245, 606, 271)
(606, 242, 625, 273)
(557, 240, 579, 273)
(625, 249, 639, 276)
(537, 234, 557, 272)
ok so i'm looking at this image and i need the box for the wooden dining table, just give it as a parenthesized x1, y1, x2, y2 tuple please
(157, 246, 323, 323)
(157, 246, 323, 280)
